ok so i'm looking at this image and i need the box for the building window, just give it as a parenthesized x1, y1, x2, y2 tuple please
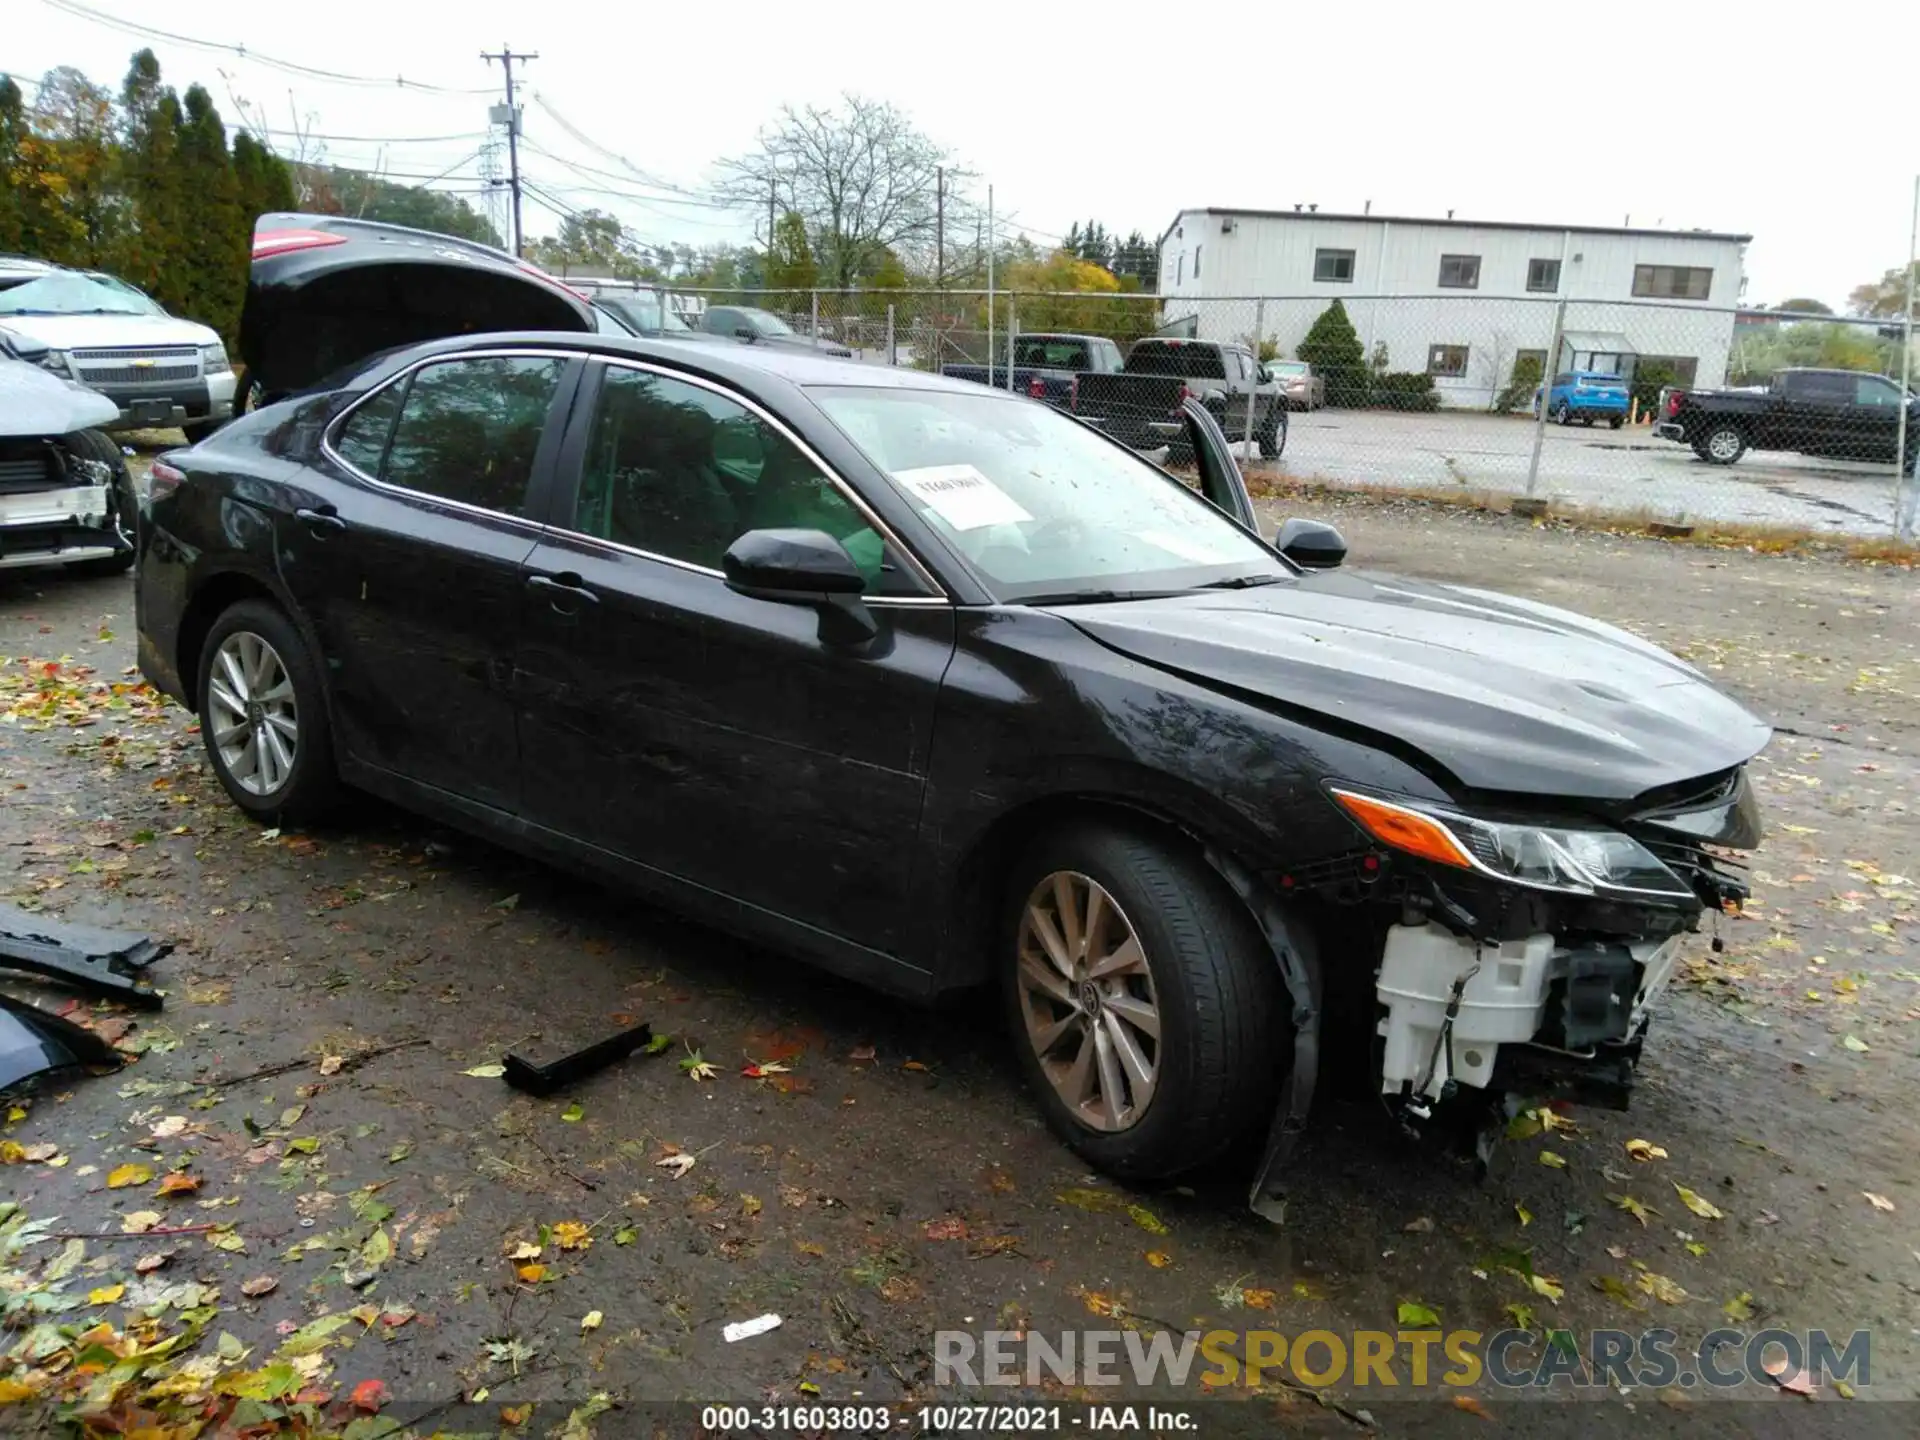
(1527, 258, 1561, 293)
(1514, 348, 1547, 376)
(1632, 265, 1713, 300)
(1637, 354, 1699, 387)
(1313, 248, 1355, 283)
(1427, 344, 1470, 378)
(1437, 254, 1481, 289)
(1194, 245, 1202, 279)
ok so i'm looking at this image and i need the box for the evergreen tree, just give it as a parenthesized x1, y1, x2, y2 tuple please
(1296, 299, 1370, 406)
(765, 210, 817, 292)
(110, 49, 185, 298)
(173, 84, 246, 340)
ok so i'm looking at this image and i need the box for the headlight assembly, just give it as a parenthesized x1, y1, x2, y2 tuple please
(1330, 788, 1692, 899)
(200, 343, 232, 374)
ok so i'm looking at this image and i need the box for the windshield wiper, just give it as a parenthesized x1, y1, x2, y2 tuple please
(1017, 588, 1182, 607)
(1193, 573, 1289, 590)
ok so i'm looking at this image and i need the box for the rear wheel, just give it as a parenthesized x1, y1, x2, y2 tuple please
(1609, 416, 1625, 430)
(1257, 411, 1286, 460)
(1553, 401, 1572, 425)
(196, 599, 339, 824)
(1001, 823, 1282, 1180)
(1700, 425, 1748, 465)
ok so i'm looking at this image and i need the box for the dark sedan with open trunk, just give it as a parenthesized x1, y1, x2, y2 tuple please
(133, 217, 1768, 1215)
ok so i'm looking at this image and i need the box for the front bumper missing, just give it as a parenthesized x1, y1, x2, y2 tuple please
(0, 483, 121, 569)
(1375, 920, 1681, 1112)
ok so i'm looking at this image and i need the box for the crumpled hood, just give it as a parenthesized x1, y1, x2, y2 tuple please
(0, 358, 118, 438)
(0, 312, 218, 351)
(1064, 568, 1772, 802)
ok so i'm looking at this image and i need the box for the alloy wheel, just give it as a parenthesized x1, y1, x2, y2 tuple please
(207, 631, 299, 797)
(1708, 430, 1741, 461)
(1015, 870, 1162, 1132)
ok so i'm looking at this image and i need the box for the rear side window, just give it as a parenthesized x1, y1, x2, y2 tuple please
(1127, 343, 1227, 379)
(332, 384, 406, 477)
(1014, 338, 1091, 369)
(379, 356, 567, 517)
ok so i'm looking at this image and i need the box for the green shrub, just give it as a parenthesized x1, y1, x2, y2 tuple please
(1297, 300, 1371, 407)
(1369, 372, 1440, 412)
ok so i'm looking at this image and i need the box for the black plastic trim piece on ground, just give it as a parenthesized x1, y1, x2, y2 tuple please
(503, 1021, 654, 1097)
(0, 904, 169, 1010)
(0, 993, 123, 1089)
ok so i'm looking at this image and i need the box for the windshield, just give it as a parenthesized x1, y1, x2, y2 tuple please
(813, 386, 1281, 603)
(1271, 362, 1309, 376)
(0, 272, 164, 317)
(745, 309, 794, 337)
(601, 293, 692, 333)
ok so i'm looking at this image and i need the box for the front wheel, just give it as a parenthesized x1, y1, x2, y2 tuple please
(197, 599, 339, 824)
(1609, 416, 1625, 430)
(1554, 402, 1572, 425)
(1001, 824, 1283, 1180)
(1258, 413, 1286, 460)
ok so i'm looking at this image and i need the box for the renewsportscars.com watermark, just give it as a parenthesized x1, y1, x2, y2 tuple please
(934, 1327, 1871, 1392)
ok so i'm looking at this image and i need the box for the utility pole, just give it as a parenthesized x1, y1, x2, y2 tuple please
(481, 45, 536, 257)
(767, 174, 777, 275)
(935, 166, 945, 290)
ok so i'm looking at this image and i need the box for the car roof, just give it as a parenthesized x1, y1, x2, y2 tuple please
(362, 330, 1000, 396)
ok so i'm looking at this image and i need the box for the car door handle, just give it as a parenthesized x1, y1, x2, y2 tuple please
(527, 572, 600, 607)
(295, 506, 345, 535)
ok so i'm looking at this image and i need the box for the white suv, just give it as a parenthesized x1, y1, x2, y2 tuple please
(0, 257, 236, 440)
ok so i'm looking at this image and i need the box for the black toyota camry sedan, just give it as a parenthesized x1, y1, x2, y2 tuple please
(133, 214, 1769, 1211)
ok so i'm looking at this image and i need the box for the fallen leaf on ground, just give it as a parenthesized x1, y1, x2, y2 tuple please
(107, 1161, 154, 1188)
(902, 1060, 930, 1072)
(1515, 1204, 1533, 1227)
(1404, 1216, 1434, 1233)
(679, 1047, 718, 1082)
(741, 1059, 790, 1078)
(924, 1218, 968, 1241)
(580, 1310, 603, 1332)
(121, 1210, 162, 1234)
(1591, 1275, 1645, 1310)
(507, 1241, 543, 1260)
(1723, 1292, 1754, 1321)
(156, 1171, 202, 1197)
(1538, 1151, 1567, 1169)
(553, 1220, 592, 1251)
(1454, 1394, 1495, 1419)
(1242, 1287, 1276, 1310)
(560, 1102, 585, 1123)
(848, 1045, 876, 1063)
(655, 1152, 696, 1179)
(1842, 1035, 1870, 1053)
(151, 1115, 189, 1138)
(134, 1252, 171, 1274)
(1610, 1193, 1656, 1226)
(1524, 1273, 1565, 1303)
(1504, 1303, 1537, 1331)
(1637, 1272, 1688, 1305)
(87, 1283, 125, 1305)
(515, 1263, 547, 1284)
(241, 1275, 278, 1297)
(318, 1054, 344, 1075)
(1674, 1184, 1725, 1220)
(1625, 1139, 1668, 1162)
(613, 1226, 637, 1246)
(1398, 1301, 1440, 1327)
(350, 1379, 389, 1413)
(1145, 1251, 1172, 1268)
(1128, 1205, 1169, 1235)
(1864, 1192, 1896, 1212)
(461, 1064, 506, 1078)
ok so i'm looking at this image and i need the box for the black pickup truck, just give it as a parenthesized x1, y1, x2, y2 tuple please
(941, 332, 1124, 408)
(1073, 338, 1287, 460)
(1656, 367, 1919, 469)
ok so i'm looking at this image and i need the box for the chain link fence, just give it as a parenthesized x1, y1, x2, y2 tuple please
(646, 285, 1918, 542)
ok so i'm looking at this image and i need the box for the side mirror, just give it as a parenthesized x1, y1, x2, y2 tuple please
(722, 528, 877, 644)
(735, 327, 757, 342)
(1257, 366, 1272, 384)
(1274, 517, 1347, 569)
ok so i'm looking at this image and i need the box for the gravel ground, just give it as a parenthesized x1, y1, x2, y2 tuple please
(1, 490, 1916, 1437)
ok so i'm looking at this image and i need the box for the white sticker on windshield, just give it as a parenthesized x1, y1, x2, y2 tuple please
(892, 464, 1033, 531)
(1138, 528, 1241, 564)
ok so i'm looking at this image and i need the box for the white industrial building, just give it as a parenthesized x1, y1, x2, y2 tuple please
(1156, 208, 1752, 408)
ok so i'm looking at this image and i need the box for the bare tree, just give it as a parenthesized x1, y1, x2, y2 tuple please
(713, 94, 970, 287)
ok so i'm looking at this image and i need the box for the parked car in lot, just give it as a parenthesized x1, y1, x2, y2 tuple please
(0, 256, 235, 439)
(1534, 369, 1629, 428)
(0, 349, 137, 574)
(942, 332, 1125, 408)
(1073, 338, 1288, 460)
(561, 278, 724, 344)
(703, 304, 854, 358)
(1655, 366, 1920, 468)
(1268, 360, 1325, 411)
(135, 243, 1768, 1206)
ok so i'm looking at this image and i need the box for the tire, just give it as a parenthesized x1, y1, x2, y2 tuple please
(1553, 402, 1572, 425)
(1700, 424, 1747, 465)
(196, 599, 339, 824)
(1257, 412, 1286, 460)
(1609, 417, 1625, 430)
(62, 429, 137, 577)
(1000, 823, 1283, 1181)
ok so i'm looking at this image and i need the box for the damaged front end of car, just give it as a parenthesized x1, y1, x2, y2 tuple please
(1244, 765, 1760, 1214)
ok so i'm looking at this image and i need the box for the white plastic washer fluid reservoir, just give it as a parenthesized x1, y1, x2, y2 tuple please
(1376, 923, 1557, 1097)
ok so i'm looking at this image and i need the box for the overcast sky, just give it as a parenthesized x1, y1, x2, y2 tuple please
(15, 0, 1918, 308)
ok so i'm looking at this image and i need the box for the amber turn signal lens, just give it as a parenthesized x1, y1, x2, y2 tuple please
(1330, 789, 1475, 870)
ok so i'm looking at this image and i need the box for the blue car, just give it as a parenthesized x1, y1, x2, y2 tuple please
(1534, 370, 1630, 427)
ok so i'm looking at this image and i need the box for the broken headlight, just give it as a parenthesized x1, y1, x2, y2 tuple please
(1330, 788, 1693, 899)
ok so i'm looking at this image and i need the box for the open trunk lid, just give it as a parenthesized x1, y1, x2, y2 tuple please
(239, 213, 596, 398)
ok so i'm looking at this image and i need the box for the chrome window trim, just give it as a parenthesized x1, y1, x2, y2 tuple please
(553, 355, 949, 603)
(319, 347, 578, 533)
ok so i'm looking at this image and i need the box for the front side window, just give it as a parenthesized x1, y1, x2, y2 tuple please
(1428, 345, 1470, 378)
(571, 366, 921, 594)
(1856, 376, 1901, 408)
(378, 356, 567, 517)
(813, 386, 1280, 602)
(1437, 254, 1481, 289)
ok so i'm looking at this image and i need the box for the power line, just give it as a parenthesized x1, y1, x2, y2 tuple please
(38, 0, 496, 94)
(249, 127, 489, 145)
(517, 140, 731, 209)
(526, 92, 717, 202)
